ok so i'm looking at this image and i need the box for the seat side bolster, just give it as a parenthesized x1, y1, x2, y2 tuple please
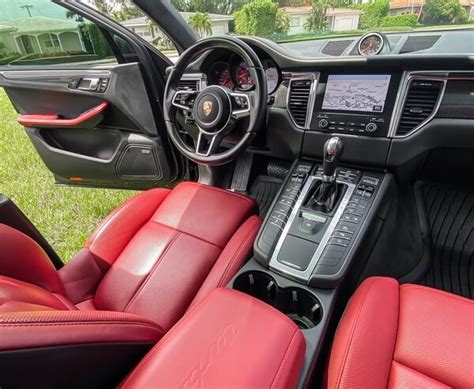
(0, 309, 164, 352)
(187, 215, 262, 311)
(327, 277, 400, 389)
(0, 224, 64, 294)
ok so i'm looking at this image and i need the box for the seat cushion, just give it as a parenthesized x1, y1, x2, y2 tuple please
(59, 182, 261, 331)
(327, 277, 474, 389)
(122, 288, 306, 389)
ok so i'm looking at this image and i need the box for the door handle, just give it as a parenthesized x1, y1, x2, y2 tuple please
(17, 101, 109, 128)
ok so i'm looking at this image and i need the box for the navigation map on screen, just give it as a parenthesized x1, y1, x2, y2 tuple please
(322, 74, 391, 113)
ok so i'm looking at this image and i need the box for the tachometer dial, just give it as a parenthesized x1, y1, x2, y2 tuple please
(235, 61, 254, 90)
(358, 33, 384, 56)
(208, 61, 234, 89)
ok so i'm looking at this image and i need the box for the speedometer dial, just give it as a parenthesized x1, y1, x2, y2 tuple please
(358, 33, 384, 56)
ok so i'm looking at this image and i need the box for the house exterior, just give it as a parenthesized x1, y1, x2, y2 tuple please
(122, 12, 233, 43)
(282, 6, 361, 34)
(0, 16, 84, 55)
(389, 0, 474, 20)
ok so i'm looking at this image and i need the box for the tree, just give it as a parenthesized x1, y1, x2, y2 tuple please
(356, 0, 389, 29)
(188, 12, 213, 38)
(172, 0, 247, 14)
(234, 0, 279, 36)
(275, 8, 290, 34)
(305, 0, 350, 32)
(423, 0, 468, 24)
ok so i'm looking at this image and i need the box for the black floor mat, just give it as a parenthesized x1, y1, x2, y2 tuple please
(418, 182, 474, 298)
(249, 175, 282, 217)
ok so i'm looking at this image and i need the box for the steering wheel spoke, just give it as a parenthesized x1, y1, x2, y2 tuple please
(230, 91, 252, 119)
(172, 90, 198, 112)
(196, 129, 223, 157)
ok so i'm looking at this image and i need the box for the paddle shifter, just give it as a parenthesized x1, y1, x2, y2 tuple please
(308, 137, 344, 213)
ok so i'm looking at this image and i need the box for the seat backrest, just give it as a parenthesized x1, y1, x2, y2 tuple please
(60, 182, 260, 331)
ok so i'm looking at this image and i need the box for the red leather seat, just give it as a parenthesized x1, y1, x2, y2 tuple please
(0, 181, 261, 343)
(122, 288, 306, 389)
(327, 277, 474, 389)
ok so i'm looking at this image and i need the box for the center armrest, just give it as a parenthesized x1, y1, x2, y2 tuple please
(122, 288, 306, 389)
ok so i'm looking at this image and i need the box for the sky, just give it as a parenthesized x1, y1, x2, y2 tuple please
(0, 0, 69, 22)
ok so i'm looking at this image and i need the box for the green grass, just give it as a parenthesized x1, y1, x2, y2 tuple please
(0, 89, 136, 262)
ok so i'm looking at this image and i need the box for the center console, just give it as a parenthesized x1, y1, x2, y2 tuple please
(230, 138, 393, 387)
(253, 141, 386, 289)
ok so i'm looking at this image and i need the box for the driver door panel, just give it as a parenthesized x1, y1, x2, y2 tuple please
(1, 64, 179, 189)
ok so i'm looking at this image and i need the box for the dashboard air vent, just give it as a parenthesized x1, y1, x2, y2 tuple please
(400, 35, 441, 54)
(321, 40, 353, 56)
(177, 79, 199, 91)
(288, 79, 312, 127)
(396, 79, 444, 136)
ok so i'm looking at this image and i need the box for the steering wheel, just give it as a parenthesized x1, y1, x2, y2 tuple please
(163, 36, 267, 166)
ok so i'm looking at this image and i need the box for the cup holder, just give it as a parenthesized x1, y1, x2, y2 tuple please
(233, 271, 323, 329)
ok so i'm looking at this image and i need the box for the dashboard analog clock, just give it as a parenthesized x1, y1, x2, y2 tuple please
(358, 32, 385, 56)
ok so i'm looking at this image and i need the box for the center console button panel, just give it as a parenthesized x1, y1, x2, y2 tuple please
(257, 162, 313, 256)
(255, 160, 385, 288)
(313, 113, 385, 136)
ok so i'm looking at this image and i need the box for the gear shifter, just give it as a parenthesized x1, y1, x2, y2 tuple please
(322, 137, 344, 182)
(308, 137, 344, 213)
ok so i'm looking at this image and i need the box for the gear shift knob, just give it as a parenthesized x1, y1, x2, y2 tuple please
(323, 137, 344, 181)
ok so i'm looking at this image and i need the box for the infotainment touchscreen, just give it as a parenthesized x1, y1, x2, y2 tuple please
(322, 74, 391, 113)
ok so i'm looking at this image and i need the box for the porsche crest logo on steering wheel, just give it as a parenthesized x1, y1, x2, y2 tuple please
(203, 100, 213, 117)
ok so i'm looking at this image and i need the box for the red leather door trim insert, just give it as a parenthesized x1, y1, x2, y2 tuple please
(17, 101, 108, 128)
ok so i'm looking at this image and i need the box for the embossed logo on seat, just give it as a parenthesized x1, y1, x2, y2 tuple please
(181, 325, 238, 388)
(203, 100, 213, 117)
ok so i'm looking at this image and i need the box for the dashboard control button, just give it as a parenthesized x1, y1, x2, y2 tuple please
(328, 237, 349, 247)
(319, 119, 329, 129)
(342, 214, 361, 224)
(301, 219, 318, 234)
(344, 207, 362, 216)
(332, 230, 353, 240)
(336, 222, 357, 234)
(365, 122, 378, 133)
(361, 176, 380, 186)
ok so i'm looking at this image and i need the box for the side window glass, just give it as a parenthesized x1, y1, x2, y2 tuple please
(0, 0, 118, 66)
(80, 1, 179, 62)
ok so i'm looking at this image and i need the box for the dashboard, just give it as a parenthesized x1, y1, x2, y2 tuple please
(179, 34, 474, 173)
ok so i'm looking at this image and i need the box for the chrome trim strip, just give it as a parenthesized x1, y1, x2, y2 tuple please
(389, 70, 449, 138)
(284, 72, 319, 130)
(269, 176, 356, 282)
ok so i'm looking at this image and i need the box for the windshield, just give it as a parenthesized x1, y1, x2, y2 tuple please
(167, 0, 474, 57)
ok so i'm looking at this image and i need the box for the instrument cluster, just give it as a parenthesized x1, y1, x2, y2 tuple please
(207, 55, 281, 94)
